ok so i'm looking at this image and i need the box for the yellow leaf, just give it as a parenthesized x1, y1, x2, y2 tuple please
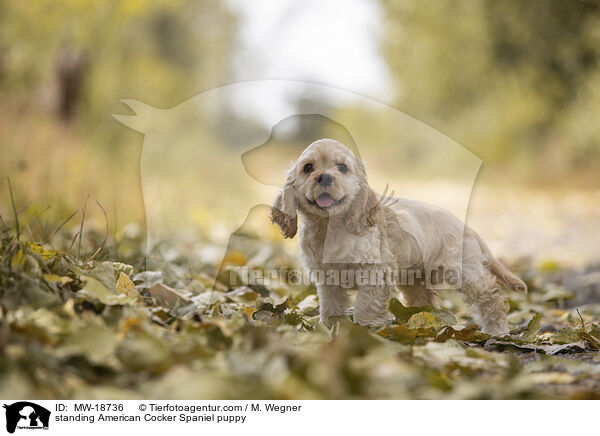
(408, 312, 444, 329)
(528, 372, 575, 384)
(119, 317, 143, 339)
(116, 272, 138, 299)
(27, 243, 60, 260)
(11, 249, 25, 269)
(221, 249, 247, 267)
(43, 273, 73, 285)
(241, 307, 256, 318)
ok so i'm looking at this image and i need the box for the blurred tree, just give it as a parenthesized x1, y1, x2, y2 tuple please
(379, 0, 600, 182)
(0, 0, 237, 121)
(0, 0, 238, 227)
(55, 47, 87, 120)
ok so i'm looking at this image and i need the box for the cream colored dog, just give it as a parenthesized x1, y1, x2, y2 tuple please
(270, 139, 526, 335)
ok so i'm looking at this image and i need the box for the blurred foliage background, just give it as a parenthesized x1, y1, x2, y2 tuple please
(0, 0, 599, 260)
(381, 0, 600, 184)
(0, 0, 236, 229)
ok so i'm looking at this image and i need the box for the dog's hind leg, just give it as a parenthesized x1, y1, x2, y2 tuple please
(460, 270, 509, 336)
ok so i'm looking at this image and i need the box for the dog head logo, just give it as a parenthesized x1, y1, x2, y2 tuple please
(3, 402, 51, 433)
(113, 80, 481, 290)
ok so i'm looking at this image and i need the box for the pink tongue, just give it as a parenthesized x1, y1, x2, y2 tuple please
(316, 194, 334, 208)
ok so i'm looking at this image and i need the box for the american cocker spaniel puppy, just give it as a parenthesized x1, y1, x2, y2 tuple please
(270, 139, 527, 335)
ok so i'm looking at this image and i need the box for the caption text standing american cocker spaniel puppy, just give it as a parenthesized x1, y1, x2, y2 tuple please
(270, 139, 526, 335)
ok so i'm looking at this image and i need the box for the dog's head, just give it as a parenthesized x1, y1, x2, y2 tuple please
(270, 138, 380, 238)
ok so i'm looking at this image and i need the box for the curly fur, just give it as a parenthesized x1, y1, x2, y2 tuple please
(270, 139, 527, 335)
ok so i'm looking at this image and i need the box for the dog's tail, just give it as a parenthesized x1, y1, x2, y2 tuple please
(471, 228, 527, 293)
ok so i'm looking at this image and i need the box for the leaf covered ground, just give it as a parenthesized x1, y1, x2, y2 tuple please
(1, 224, 600, 400)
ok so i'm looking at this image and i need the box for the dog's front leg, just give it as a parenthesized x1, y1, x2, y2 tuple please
(317, 284, 350, 325)
(354, 285, 393, 326)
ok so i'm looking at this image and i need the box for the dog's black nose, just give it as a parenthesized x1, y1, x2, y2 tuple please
(317, 173, 333, 187)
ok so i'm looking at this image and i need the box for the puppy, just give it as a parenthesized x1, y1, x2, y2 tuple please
(270, 139, 526, 335)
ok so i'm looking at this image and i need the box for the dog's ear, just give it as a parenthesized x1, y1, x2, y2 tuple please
(346, 160, 380, 235)
(270, 166, 298, 238)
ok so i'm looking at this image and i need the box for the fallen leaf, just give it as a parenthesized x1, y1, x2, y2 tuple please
(148, 283, 191, 308)
(389, 298, 457, 326)
(43, 273, 73, 285)
(377, 324, 417, 344)
(117, 327, 172, 374)
(116, 272, 138, 299)
(528, 372, 576, 384)
(408, 312, 442, 329)
(77, 262, 137, 306)
(519, 313, 542, 341)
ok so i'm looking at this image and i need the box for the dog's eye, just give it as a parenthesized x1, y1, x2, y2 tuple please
(303, 163, 314, 174)
(337, 163, 348, 173)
